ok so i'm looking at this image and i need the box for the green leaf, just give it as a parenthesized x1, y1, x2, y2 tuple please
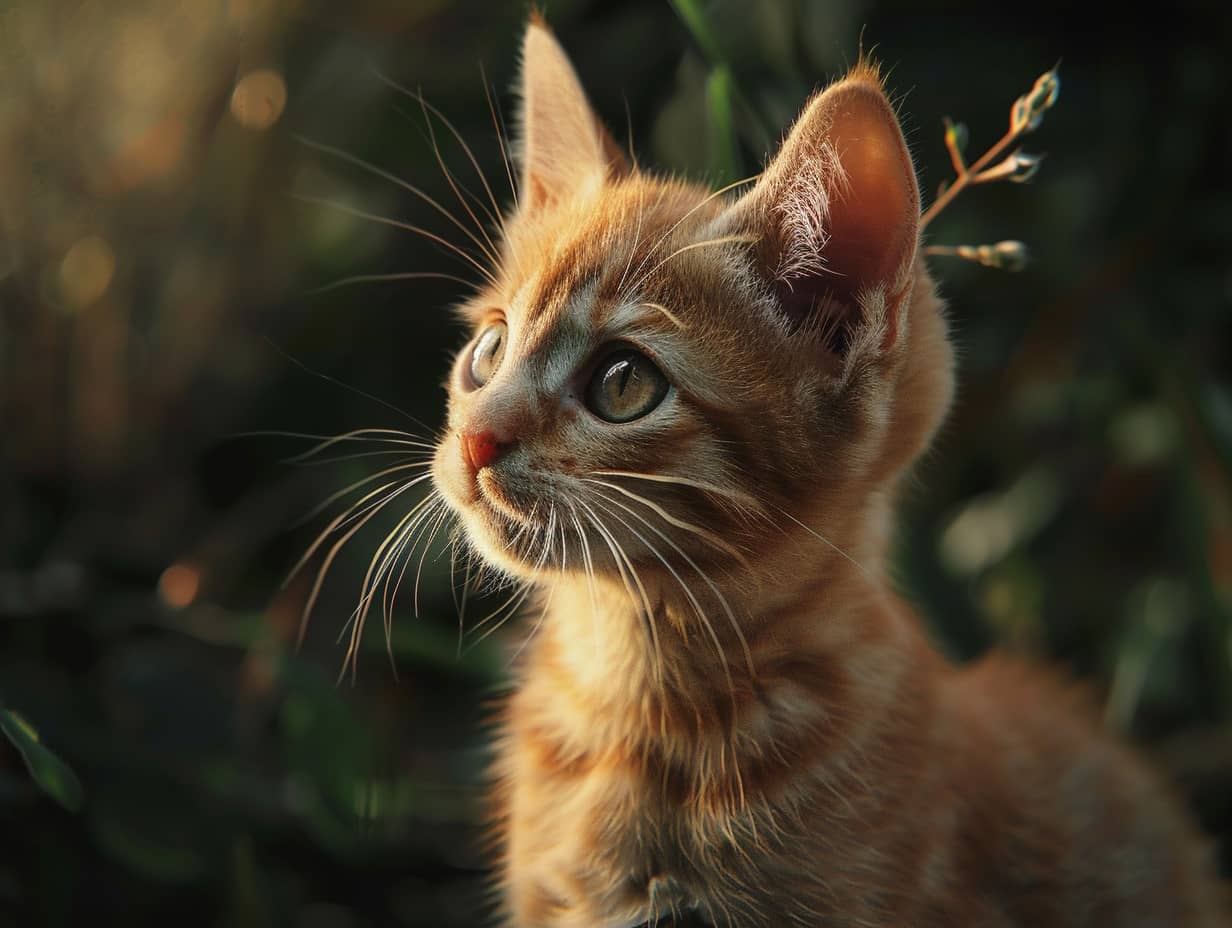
(705, 67, 739, 185)
(0, 706, 84, 812)
(668, 0, 725, 65)
(668, 0, 773, 160)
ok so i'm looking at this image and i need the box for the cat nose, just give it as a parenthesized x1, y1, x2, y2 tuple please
(461, 428, 514, 475)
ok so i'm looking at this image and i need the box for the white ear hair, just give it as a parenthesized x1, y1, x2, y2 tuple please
(770, 138, 847, 284)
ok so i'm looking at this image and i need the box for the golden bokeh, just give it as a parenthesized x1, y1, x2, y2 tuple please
(57, 235, 116, 311)
(230, 68, 288, 131)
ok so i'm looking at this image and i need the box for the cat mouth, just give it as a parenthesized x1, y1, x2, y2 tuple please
(474, 469, 534, 527)
(434, 447, 563, 567)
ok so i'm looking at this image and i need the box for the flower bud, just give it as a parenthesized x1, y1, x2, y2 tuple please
(983, 240, 1030, 271)
(977, 150, 1044, 184)
(945, 119, 969, 156)
(1010, 67, 1060, 135)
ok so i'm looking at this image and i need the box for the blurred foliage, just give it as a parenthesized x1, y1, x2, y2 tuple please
(1, 0, 1230, 925)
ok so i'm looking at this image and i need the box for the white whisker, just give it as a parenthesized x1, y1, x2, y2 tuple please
(296, 134, 502, 269)
(622, 173, 760, 299)
(291, 194, 501, 289)
(637, 232, 759, 288)
(588, 486, 756, 688)
(306, 270, 477, 296)
(296, 475, 428, 649)
(582, 478, 749, 566)
(575, 496, 664, 686)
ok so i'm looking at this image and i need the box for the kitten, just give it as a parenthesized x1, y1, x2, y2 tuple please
(428, 16, 1228, 928)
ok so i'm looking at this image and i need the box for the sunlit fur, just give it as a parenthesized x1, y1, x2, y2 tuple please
(427, 20, 1229, 928)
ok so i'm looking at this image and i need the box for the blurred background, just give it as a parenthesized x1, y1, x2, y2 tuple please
(1, 0, 1229, 925)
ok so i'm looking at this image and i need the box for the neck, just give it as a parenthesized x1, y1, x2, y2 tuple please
(516, 508, 930, 759)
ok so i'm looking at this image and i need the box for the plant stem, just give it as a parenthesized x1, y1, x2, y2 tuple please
(921, 125, 1021, 229)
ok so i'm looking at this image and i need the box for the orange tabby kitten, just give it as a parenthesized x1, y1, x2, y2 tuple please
(428, 17, 1228, 927)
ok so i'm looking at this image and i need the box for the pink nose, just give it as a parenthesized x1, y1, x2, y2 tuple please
(461, 429, 513, 475)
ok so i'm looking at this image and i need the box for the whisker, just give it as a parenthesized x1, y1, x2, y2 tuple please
(480, 63, 519, 211)
(412, 502, 454, 618)
(615, 182, 647, 296)
(384, 496, 449, 640)
(585, 517, 746, 811)
(341, 491, 441, 680)
(585, 490, 733, 697)
(508, 505, 564, 665)
(589, 486, 756, 684)
(591, 469, 767, 518)
(465, 577, 530, 642)
(258, 339, 439, 434)
(306, 270, 477, 296)
(291, 194, 501, 289)
(637, 233, 760, 288)
(375, 72, 511, 243)
(286, 472, 433, 586)
(293, 462, 429, 530)
(640, 301, 687, 330)
(409, 96, 506, 276)
(574, 496, 664, 686)
(465, 564, 539, 648)
(295, 134, 502, 270)
(292, 449, 434, 468)
(234, 428, 436, 459)
(419, 96, 513, 252)
(447, 526, 468, 648)
(582, 478, 749, 567)
(770, 504, 877, 581)
(621, 94, 641, 172)
(467, 506, 558, 648)
(562, 500, 600, 652)
(622, 173, 761, 299)
(296, 476, 427, 648)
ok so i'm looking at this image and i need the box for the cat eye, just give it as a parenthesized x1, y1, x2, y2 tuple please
(468, 321, 507, 388)
(585, 348, 669, 423)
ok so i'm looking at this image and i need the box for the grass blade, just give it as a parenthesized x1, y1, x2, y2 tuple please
(0, 706, 84, 812)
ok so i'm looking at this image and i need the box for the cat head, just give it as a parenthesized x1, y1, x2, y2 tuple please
(432, 19, 953, 593)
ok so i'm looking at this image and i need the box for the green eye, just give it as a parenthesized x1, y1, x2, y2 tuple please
(469, 321, 507, 387)
(586, 349, 669, 423)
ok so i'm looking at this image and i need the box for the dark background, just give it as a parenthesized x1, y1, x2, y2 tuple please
(1, 1, 1229, 925)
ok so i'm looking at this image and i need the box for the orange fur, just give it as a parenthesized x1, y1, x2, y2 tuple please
(428, 19, 1229, 927)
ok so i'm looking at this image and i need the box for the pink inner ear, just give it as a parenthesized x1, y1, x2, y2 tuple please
(821, 96, 918, 299)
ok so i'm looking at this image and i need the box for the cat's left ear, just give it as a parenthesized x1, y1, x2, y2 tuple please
(723, 66, 919, 354)
(516, 15, 629, 212)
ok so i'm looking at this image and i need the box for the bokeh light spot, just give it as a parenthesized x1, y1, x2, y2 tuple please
(230, 68, 287, 131)
(159, 563, 201, 609)
(58, 235, 116, 311)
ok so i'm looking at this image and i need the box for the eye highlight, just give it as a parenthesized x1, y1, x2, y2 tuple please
(468, 321, 507, 387)
(586, 348, 669, 423)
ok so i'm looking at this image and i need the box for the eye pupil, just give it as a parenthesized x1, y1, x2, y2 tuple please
(585, 348, 669, 423)
(617, 362, 633, 395)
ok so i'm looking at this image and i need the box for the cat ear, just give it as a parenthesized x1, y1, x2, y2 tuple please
(517, 15, 628, 211)
(727, 67, 919, 353)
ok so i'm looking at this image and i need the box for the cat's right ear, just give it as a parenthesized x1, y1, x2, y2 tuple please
(722, 66, 920, 358)
(516, 15, 628, 212)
